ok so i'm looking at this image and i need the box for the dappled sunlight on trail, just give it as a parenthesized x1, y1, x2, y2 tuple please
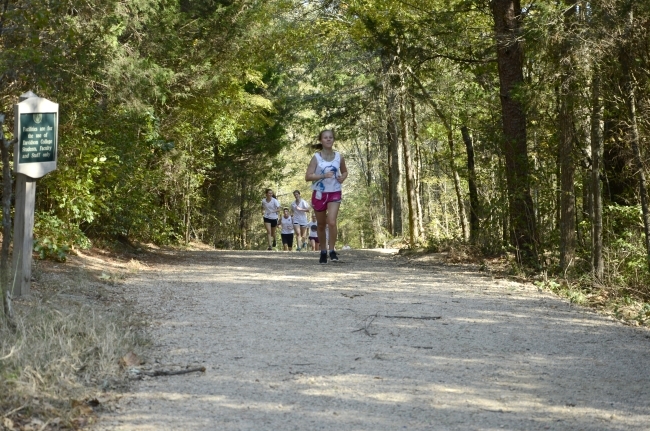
(96, 250, 650, 431)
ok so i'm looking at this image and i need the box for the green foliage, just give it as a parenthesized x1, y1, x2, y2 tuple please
(640, 303, 650, 323)
(535, 280, 589, 306)
(33, 212, 91, 262)
(33, 238, 69, 263)
(425, 236, 457, 253)
(600, 205, 650, 288)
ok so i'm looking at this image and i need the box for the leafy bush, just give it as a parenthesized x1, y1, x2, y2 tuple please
(33, 212, 91, 262)
(33, 238, 70, 262)
(602, 204, 650, 296)
(426, 236, 457, 253)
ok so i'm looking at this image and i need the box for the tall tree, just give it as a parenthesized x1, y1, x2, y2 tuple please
(491, 0, 538, 264)
(0, 113, 13, 325)
(410, 96, 425, 238)
(590, 67, 604, 282)
(384, 59, 403, 236)
(558, 2, 577, 272)
(400, 89, 418, 244)
(461, 126, 480, 242)
(619, 5, 650, 271)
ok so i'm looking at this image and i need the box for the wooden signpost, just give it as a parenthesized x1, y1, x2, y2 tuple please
(12, 91, 58, 297)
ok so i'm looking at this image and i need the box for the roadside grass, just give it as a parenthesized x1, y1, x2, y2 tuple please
(0, 251, 149, 430)
(533, 278, 650, 327)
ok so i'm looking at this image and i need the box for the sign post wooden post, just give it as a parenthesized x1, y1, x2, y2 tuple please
(11, 91, 58, 297)
(12, 174, 36, 297)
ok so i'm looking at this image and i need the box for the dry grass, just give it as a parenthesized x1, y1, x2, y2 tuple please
(0, 250, 150, 430)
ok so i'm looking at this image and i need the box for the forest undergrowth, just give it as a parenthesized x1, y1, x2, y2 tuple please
(0, 251, 149, 430)
(401, 238, 650, 329)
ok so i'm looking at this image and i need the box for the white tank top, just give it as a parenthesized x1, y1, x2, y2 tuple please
(280, 216, 294, 234)
(307, 221, 318, 238)
(311, 152, 342, 193)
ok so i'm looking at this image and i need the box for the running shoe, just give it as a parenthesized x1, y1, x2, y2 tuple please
(329, 250, 339, 261)
(272, 239, 276, 247)
(319, 251, 328, 264)
(267, 246, 272, 251)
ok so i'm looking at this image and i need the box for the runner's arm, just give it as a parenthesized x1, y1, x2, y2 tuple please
(297, 200, 311, 211)
(337, 156, 348, 183)
(305, 156, 319, 181)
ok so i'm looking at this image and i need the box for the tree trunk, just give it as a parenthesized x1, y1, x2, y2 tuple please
(491, 0, 539, 264)
(461, 126, 480, 243)
(400, 94, 418, 245)
(590, 68, 604, 282)
(185, 175, 191, 244)
(386, 90, 403, 236)
(558, 82, 576, 271)
(238, 177, 248, 249)
(620, 8, 650, 271)
(447, 130, 469, 242)
(365, 128, 372, 188)
(377, 127, 391, 236)
(627, 94, 650, 271)
(559, 1, 577, 273)
(410, 96, 425, 238)
(581, 165, 591, 247)
(0, 114, 14, 324)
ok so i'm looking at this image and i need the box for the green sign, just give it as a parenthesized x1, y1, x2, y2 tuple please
(19, 113, 57, 164)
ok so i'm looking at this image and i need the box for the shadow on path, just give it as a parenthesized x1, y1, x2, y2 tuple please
(96, 249, 650, 431)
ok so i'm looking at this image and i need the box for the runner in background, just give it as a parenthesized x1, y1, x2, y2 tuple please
(280, 208, 294, 251)
(307, 213, 319, 251)
(291, 190, 311, 251)
(262, 188, 281, 250)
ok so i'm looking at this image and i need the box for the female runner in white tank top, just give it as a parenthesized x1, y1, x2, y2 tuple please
(291, 190, 311, 251)
(304, 129, 348, 264)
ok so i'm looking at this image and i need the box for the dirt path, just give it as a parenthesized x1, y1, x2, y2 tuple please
(95, 249, 650, 431)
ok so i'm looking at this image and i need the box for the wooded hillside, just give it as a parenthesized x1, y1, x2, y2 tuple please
(1, 0, 650, 303)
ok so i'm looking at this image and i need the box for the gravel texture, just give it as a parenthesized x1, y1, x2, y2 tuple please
(95, 249, 650, 431)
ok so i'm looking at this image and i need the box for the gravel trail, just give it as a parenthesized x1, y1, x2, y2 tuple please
(95, 249, 650, 431)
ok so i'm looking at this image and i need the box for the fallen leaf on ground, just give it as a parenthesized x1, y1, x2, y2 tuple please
(22, 418, 45, 431)
(120, 351, 142, 367)
(2, 418, 16, 430)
